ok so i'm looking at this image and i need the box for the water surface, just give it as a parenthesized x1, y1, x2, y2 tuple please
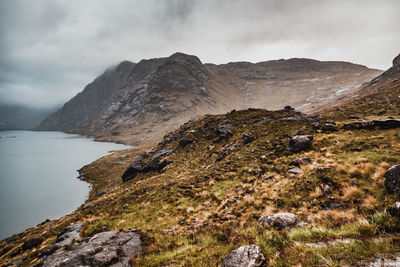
(0, 131, 129, 240)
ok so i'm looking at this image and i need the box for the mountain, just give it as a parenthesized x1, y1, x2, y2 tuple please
(0, 104, 59, 131)
(36, 52, 381, 146)
(316, 52, 400, 118)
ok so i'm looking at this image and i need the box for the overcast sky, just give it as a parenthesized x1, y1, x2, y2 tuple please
(0, 0, 399, 108)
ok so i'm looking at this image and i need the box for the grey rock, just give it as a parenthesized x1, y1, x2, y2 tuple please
(259, 213, 298, 229)
(287, 167, 301, 174)
(322, 123, 339, 132)
(55, 223, 82, 248)
(384, 164, 400, 195)
(343, 119, 400, 130)
(289, 157, 311, 167)
(214, 124, 234, 142)
(287, 135, 313, 153)
(388, 202, 400, 217)
(40, 230, 141, 267)
(221, 245, 265, 267)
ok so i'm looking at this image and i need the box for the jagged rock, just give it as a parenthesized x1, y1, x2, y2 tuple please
(289, 157, 311, 167)
(322, 123, 339, 132)
(388, 202, 400, 217)
(259, 213, 298, 229)
(214, 124, 234, 142)
(40, 230, 142, 266)
(343, 118, 400, 130)
(179, 137, 194, 148)
(22, 237, 43, 251)
(122, 149, 174, 182)
(55, 223, 82, 248)
(287, 135, 313, 153)
(221, 245, 265, 267)
(384, 164, 400, 194)
(287, 167, 301, 174)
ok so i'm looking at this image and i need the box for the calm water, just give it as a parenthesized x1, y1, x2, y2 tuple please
(0, 131, 129, 240)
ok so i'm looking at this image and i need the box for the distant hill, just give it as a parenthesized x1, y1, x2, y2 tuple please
(0, 104, 59, 131)
(37, 52, 381, 145)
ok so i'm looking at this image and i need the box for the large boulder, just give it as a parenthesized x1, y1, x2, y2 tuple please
(122, 149, 174, 182)
(259, 213, 298, 229)
(221, 245, 265, 267)
(40, 230, 142, 266)
(287, 135, 313, 153)
(384, 164, 400, 194)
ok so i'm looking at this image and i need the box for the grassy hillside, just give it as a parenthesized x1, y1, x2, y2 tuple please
(1, 107, 399, 266)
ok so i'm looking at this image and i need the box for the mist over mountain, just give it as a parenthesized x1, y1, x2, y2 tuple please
(0, 104, 60, 131)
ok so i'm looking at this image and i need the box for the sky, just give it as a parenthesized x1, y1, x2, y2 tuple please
(0, 0, 399, 109)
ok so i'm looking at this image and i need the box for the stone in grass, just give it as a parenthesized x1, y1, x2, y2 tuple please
(287, 135, 313, 153)
(384, 164, 400, 195)
(287, 167, 301, 174)
(221, 244, 265, 267)
(289, 157, 311, 167)
(388, 202, 400, 217)
(259, 213, 298, 229)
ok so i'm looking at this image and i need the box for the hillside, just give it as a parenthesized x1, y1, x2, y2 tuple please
(2, 104, 400, 266)
(36, 53, 381, 146)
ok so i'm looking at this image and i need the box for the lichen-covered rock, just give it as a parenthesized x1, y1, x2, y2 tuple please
(214, 124, 234, 142)
(259, 213, 298, 229)
(40, 230, 141, 266)
(287, 135, 313, 153)
(221, 245, 265, 267)
(384, 164, 400, 194)
(388, 202, 400, 217)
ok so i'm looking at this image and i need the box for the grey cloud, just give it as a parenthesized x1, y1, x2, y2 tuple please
(0, 0, 399, 108)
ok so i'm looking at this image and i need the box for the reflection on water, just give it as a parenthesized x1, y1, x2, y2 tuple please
(0, 131, 129, 240)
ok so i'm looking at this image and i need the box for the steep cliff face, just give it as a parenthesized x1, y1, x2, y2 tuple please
(37, 52, 381, 145)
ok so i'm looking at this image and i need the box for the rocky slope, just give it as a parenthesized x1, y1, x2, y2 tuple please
(37, 52, 381, 146)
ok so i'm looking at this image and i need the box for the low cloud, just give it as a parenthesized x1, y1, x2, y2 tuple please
(0, 0, 399, 108)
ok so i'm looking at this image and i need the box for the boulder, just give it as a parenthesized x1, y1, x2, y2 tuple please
(214, 124, 234, 142)
(322, 123, 339, 132)
(221, 245, 265, 267)
(287, 167, 301, 174)
(259, 213, 298, 229)
(54, 223, 82, 248)
(384, 164, 400, 194)
(40, 230, 142, 266)
(287, 135, 313, 153)
(179, 137, 194, 148)
(289, 157, 311, 167)
(388, 202, 400, 217)
(242, 132, 254, 144)
(122, 149, 174, 182)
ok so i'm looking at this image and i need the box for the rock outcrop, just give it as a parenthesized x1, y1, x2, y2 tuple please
(384, 164, 400, 195)
(221, 245, 265, 267)
(40, 230, 141, 266)
(343, 118, 400, 130)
